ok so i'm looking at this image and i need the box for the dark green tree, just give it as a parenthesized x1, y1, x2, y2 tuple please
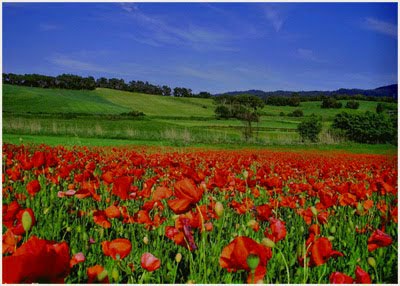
(214, 94, 264, 140)
(297, 114, 323, 142)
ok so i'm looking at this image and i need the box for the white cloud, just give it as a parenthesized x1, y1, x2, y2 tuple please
(262, 5, 286, 32)
(119, 3, 138, 13)
(48, 55, 110, 73)
(116, 5, 239, 52)
(296, 48, 327, 64)
(363, 17, 397, 38)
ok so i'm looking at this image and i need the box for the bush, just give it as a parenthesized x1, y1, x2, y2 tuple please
(120, 110, 145, 117)
(331, 112, 396, 144)
(321, 98, 342, 109)
(297, 114, 323, 142)
(288, 109, 303, 117)
(215, 105, 232, 119)
(279, 112, 285, 116)
(345, 100, 359, 109)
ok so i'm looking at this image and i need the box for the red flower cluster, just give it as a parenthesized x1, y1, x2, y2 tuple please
(219, 236, 272, 283)
(3, 236, 70, 283)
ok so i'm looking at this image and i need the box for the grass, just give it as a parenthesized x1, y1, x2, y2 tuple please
(3, 133, 397, 155)
(2, 84, 398, 150)
(4, 84, 394, 119)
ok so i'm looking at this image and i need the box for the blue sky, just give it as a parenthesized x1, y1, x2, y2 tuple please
(3, 2, 398, 93)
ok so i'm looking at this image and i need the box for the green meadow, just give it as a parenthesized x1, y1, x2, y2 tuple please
(2, 84, 397, 153)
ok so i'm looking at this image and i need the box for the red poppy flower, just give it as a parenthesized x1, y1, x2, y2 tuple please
(112, 176, 133, 200)
(255, 204, 272, 221)
(309, 237, 343, 267)
(93, 210, 111, 228)
(219, 236, 272, 283)
(329, 272, 354, 284)
(105, 205, 121, 219)
(70, 252, 85, 268)
(3, 201, 21, 228)
(2, 229, 22, 255)
(264, 218, 286, 242)
(367, 229, 393, 252)
(87, 265, 109, 283)
(165, 226, 186, 248)
(32, 151, 45, 168)
(167, 178, 203, 214)
(26, 179, 41, 196)
(3, 236, 70, 283)
(152, 186, 172, 201)
(102, 238, 132, 260)
(141, 252, 161, 272)
(355, 266, 372, 284)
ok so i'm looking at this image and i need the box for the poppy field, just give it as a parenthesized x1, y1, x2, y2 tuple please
(2, 143, 398, 284)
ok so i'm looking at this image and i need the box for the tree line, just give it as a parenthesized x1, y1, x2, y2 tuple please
(2, 73, 212, 98)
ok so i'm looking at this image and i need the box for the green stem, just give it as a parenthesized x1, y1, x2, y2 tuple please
(373, 266, 380, 283)
(139, 271, 148, 284)
(196, 204, 207, 283)
(277, 247, 290, 284)
(172, 261, 180, 283)
(250, 269, 255, 284)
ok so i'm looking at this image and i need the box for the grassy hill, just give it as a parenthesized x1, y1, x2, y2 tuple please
(2, 84, 397, 147)
(3, 84, 215, 117)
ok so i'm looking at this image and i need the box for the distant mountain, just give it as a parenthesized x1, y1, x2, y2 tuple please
(218, 84, 398, 99)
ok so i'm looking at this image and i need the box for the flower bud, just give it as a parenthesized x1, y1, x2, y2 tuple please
(330, 225, 336, 234)
(243, 170, 249, 179)
(215, 202, 224, 217)
(357, 202, 364, 213)
(310, 206, 318, 216)
(97, 269, 108, 282)
(368, 257, 377, 269)
(143, 236, 149, 245)
(261, 237, 275, 248)
(175, 253, 182, 263)
(246, 254, 260, 271)
(22, 210, 33, 233)
(327, 236, 335, 241)
(111, 267, 119, 282)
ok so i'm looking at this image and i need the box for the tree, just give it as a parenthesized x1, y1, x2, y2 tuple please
(297, 114, 322, 142)
(345, 100, 359, 109)
(197, 91, 212, 98)
(331, 112, 396, 144)
(96, 77, 108, 88)
(214, 94, 264, 140)
(162, 85, 172, 96)
(321, 98, 342, 109)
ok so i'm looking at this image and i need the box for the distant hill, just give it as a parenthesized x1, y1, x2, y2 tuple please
(219, 84, 398, 99)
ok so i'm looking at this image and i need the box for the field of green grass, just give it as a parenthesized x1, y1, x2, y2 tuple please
(2, 84, 397, 151)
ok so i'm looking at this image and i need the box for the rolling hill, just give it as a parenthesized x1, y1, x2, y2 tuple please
(3, 84, 215, 117)
(219, 84, 398, 99)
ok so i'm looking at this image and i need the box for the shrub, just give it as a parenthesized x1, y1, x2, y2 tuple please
(215, 105, 232, 119)
(321, 98, 342, 109)
(297, 114, 323, 142)
(288, 109, 303, 117)
(279, 112, 285, 116)
(331, 112, 396, 144)
(120, 110, 145, 117)
(345, 100, 359, 109)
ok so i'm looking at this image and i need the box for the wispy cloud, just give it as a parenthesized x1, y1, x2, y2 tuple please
(363, 17, 397, 38)
(296, 48, 327, 64)
(116, 4, 239, 52)
(262, 5, 286, 32)
(39, 23, 60, 31)
(48, 54, 110, 73)
(119, 3, 138, 13)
